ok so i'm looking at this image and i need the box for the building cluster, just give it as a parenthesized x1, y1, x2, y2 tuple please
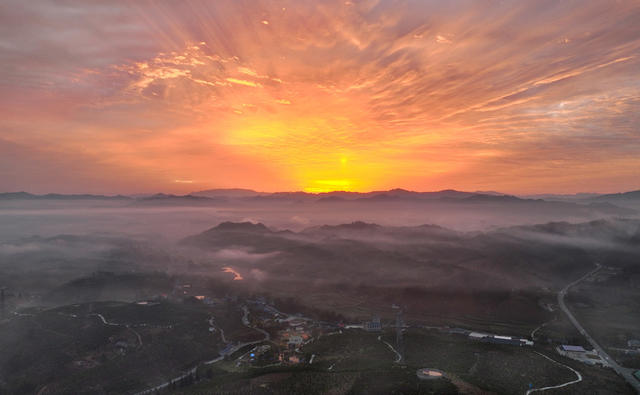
(235, 344, 273, 366)
(556, 345, 607, 366)
(244, 298, 336, 366)
(627, 339, 640, 349)
(363, 316, 382, 332)
(277, 317, 315, 364)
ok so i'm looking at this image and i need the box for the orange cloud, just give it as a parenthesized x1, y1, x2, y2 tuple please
(1, 0, 639, 194)
(225, 78, 261, 88)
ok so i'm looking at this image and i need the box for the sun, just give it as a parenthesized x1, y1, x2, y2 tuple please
(303, 179, 352, 193)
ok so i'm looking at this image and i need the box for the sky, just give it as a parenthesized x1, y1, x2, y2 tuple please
(1, 0, 639, 195)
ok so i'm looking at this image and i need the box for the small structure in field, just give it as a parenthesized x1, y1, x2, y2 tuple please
(417, 368, 445, 380)
(560, 345, 586, 353)
(468, 332, 533, 346)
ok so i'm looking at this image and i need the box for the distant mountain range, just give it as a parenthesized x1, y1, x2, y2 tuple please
(0, 192, 131, 200)
(191, 187, 498, 201)
(1, 188, 639, 210)
(191, 188, 266, 198)
(593, 190, 640, 201)
(179, 187, 640, 205)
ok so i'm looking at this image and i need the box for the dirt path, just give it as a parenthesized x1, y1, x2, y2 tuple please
(378, 335, 402, 363)
(525, 351, 582, 394)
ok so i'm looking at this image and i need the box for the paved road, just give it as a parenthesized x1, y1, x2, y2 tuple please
(136, 306, 270, 395)
(558, 264, 640, 394)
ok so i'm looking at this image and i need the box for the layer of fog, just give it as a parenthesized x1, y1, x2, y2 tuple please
(1, 197, 636, 243)
(1, 197, 638, 307)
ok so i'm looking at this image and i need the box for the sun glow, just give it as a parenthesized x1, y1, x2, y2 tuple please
(304, 179, 352, 193)
(3, 1, 639, 194)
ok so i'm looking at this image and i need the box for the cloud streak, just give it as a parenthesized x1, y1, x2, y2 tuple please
(1, 0, 639, 194)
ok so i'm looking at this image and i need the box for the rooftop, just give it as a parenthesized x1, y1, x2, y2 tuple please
(561, 345, 586, 352)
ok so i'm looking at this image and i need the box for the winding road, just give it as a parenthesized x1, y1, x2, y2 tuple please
(135, 305, 270, 395)
(90, 313, 143, 347)
(378, 335, 402, 363)
(557, 264, 640, 394)
(525, 351, 582, 394)
(530, 317, 555, 341)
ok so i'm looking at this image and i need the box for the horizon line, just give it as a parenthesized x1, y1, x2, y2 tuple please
(2, 187, 638, 197)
